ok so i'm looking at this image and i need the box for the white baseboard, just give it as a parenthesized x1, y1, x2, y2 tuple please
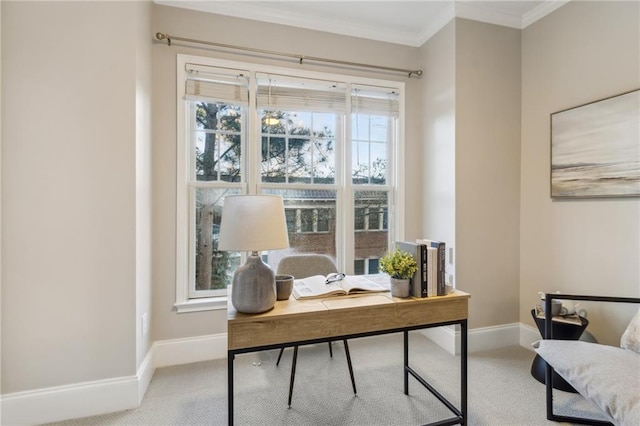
(152, 333, 227, 368)
(421, 322, 523, 355)
(0, 334, 226, 425)
(0, 374, 141, 425)
(137, 347, 155, 403)
(420, 325, 458, 355)
(520, 322, 542, 351)
(2, 325, 540, 425)
(469, 322, 521, 353)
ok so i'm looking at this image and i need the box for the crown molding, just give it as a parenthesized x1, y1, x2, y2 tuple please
(156, 1, 425, 46)
(156, 1, 570, 47)
(522, 0, 570, 28)
(416, 2, 456, 47)
(455, 1, 523, 29)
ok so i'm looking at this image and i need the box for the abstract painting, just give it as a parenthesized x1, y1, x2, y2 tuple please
(551, 89, 640, 198)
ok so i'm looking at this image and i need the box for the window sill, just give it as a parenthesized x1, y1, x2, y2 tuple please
(174, 297, 228, 313)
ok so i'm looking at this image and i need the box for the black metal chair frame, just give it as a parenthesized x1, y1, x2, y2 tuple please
(275, 254, 357, 406)
(543, 294, 640, 425)
(276, 339, 356, 407)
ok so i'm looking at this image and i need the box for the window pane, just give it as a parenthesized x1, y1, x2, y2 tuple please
(369, 207, 380, 229)
(261, 110, 337, 184)
(352, 141, 370, 184)
(370, 142, 387, 185)
(354, 259, 365, 275)
(262, 136, 287, 183)
(354, 208, 365, 231)
(370, 116, 387, 141)
(194, 188, 241, 293)
(317, 209, 330, 232)
(354, 190, 388, 273)
(289, 139, 312, 184)
(368, 258, 380, 274)
(220, 134, 241, 182)
(285, 209, 296, 233)
(300, 209, 314, 233)
(262, 188, 337, 270)
(194, 102, 243, 182)
(352, 114, 369, 140)
(351, 114, 389, 185)
(313, 112, 335, 133)
(312, 139, 335, 183)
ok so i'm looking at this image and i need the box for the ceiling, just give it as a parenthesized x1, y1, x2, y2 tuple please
(156, 0, 570, 46)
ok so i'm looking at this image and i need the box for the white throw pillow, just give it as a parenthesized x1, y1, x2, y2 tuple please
(533, 340, 640, 426)
(621, 308, 640, 354)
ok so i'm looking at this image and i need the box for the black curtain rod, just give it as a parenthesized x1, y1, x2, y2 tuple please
(155, 32, 422, 78)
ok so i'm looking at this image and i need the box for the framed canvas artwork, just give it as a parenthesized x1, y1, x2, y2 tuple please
(550, 89, 640, 198)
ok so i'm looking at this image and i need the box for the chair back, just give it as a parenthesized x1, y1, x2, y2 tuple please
(277, 254, 338, 279)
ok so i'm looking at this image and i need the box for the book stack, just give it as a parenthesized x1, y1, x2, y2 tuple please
(417, 239, 446, 297)
(396, 239, 446, 297)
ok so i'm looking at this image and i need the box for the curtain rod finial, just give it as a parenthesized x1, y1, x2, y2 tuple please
(156, 32, 171, 46)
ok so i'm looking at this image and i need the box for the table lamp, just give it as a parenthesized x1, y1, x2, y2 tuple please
(218, 195, 290, 313)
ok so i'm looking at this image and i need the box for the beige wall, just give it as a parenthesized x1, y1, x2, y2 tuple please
(455, 19, 522, 328)
(520, 1, 640, 345)
(420, 18, 521, 329)
(2, 0, 639, 405)
(419, 20, 456, 274)
(151, 4, 423, 340)
(134, 1, 153, 371)
(1, 1, 152, 394)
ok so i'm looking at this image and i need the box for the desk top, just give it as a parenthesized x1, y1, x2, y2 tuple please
(228, 283, 470, 350)
(228, 289, 470, 321)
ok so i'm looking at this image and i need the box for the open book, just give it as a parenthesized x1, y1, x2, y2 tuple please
(292, 274, 389, 300)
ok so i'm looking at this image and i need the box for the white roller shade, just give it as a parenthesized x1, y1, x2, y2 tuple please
(256, 73, 346, 113)
(185, 63, 249, 105)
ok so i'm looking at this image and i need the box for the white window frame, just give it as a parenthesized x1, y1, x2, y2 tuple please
(174, 54, 405, 313)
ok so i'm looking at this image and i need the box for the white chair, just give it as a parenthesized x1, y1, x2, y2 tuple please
(276, 254, 357, 406)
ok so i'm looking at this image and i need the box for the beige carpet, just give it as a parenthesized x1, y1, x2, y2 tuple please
(48, 332, 607, 425)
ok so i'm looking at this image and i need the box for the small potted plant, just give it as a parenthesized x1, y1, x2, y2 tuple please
(379, 248, 418, 297)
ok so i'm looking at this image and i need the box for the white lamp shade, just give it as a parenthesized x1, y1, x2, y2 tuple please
(218, 195, 290, 252)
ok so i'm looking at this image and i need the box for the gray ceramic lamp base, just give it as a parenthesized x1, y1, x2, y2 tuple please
(231, 254, 276, 314)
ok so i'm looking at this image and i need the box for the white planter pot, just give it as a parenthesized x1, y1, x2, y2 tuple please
(390, 278, 410, 297)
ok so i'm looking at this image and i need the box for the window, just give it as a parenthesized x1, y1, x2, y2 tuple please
(285, 208, 332, 234)
(175, 55, 405, 312)
(354, 258, 381, 275)
(354, 202, 388, 232)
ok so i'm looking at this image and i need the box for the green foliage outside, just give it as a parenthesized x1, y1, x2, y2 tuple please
(194, 101, 390, 290)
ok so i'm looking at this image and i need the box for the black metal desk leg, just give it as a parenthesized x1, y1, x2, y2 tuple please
(228, 351, 235, 426)
(461, 320, 468, 425)
(288, 346, 299, 407)
(404, 330, 409, 395)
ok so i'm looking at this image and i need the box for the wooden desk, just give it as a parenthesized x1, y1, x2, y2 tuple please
(228, 289, 470, 425)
